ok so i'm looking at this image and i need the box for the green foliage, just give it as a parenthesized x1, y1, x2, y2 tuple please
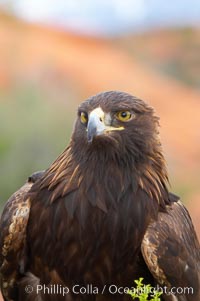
(127, 278, 162, 301)
(0, 83, 76, 210)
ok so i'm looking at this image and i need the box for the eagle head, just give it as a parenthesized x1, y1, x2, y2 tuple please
(72, 91, 160, 165)
(41, 91, 169, 208)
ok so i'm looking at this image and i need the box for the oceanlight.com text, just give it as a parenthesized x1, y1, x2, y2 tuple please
(24, 283, 194, 297)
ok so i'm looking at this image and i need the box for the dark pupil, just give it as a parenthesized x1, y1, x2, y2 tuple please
(121, 112, 127, 117)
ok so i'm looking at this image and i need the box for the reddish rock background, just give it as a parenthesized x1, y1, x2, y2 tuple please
(0, 13, 200, 300)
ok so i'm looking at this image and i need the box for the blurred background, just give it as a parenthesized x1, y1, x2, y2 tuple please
(0, 0, 200, 241)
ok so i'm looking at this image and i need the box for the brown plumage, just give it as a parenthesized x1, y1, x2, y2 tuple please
(0, 91, 200, 301)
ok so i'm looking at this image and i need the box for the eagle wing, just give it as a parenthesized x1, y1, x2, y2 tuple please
(0, 171, 44, 300)
(141, 197, 200, 301)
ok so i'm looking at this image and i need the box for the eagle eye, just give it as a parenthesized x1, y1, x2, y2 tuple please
(80, 112, 88, 124)
(116, 111, 132, 122)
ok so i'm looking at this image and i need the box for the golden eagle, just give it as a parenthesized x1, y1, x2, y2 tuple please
(0, 91, 200, 301)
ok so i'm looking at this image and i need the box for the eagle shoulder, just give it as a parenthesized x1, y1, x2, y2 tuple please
(141, 196, 200, 301)
(0, 171, 44, 300)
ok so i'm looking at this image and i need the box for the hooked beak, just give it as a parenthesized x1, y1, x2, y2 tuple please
(87, 108, 106, 143)
(87, 107, 124, 143)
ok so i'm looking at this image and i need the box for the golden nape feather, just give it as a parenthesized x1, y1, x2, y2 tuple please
(0, 91, 199, 301)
